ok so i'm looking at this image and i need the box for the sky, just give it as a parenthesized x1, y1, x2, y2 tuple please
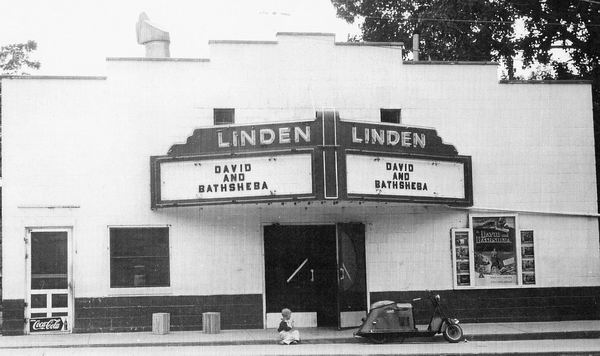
(0, 0, 360, 75)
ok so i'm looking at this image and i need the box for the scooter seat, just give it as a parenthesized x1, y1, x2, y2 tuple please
(370, 300, 395, 309)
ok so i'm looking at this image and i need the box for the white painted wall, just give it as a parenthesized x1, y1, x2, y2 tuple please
(2, 33, 598, 301)
(519, 214, 600, 286)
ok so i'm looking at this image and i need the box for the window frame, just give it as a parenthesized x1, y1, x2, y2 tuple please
(452, 214, 535, 289)
(380, 109, 401, 124)
(213, 108, 235, 125)
(107, 225, 172, 293)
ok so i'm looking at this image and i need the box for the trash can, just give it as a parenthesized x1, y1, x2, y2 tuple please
(202, 312, 221, 334)
(152, 313, 170, 334)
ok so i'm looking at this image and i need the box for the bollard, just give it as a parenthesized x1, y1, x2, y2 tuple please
(202, 312, 221, 334)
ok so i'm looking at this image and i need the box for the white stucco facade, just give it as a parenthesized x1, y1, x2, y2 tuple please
(1, 32, 598, 333)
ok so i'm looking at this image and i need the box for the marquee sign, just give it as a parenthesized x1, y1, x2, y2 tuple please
(150, 111, 472, 208)
(338, 120, 458, 156)
(159, 154, 313, 202)
(167, 119, 320, 156)
(345, 154, 467, 202)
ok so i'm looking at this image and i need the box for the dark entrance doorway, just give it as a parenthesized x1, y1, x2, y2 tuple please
(264, 225, 338, 326)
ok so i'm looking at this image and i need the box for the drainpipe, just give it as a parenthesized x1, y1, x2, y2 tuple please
(136, 12, 170, 58)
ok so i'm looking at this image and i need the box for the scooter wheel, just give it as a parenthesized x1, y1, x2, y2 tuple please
(443, 324, 464, 343)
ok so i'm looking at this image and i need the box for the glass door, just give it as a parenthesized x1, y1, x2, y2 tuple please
(336, 223, 367, 328)
(26, 229, 72, 333)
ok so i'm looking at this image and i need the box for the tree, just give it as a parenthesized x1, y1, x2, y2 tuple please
(331, 1, 597, 80)
(332, 0, 519, 76)
(0, 40, 41, 75)
(332, 0, 600, 209)
(514, 1, 598, 80)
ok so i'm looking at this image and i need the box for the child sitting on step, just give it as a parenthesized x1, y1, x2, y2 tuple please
(278, 308, 300, 345)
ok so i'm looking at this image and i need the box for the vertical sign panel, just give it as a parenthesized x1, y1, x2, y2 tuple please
(320, 111, 339, 199)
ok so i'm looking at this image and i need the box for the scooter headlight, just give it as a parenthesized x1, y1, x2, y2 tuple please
(450, 318, 460, 324)
(435, 294, 441, 302)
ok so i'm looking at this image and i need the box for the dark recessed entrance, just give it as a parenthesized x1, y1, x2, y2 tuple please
(264, 225, 338, 327)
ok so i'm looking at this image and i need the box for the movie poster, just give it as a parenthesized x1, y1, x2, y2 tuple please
(521, 230, 536, 285)
(472, 216, 517, 286)
(453, 230, 471, 286)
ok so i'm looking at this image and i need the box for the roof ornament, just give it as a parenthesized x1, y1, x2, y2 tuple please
(136, 12, 170, 58)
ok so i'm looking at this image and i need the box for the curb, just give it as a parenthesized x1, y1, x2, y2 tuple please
(466, 330, 600, 342)
(0, 330, 598, 349)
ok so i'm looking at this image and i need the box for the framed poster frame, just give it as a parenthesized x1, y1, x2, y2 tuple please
(453, 214, 539, 290)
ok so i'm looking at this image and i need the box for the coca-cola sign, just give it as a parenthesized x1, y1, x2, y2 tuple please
(29, 317, 67, 332)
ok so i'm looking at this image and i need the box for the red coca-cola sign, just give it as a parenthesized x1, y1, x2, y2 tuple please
(29, 317, 67, 332)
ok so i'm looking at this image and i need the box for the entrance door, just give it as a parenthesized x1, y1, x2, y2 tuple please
(264, 225, 338, 326)
(337, 223, 367, 328)
(26, 229, 72, 333)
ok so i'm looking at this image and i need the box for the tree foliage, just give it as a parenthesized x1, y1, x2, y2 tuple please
(332, 0, 598, 81)
(0, 40, 41, 116)
(333, 0, 519, 75)
(511, 0, 599, 128)
(0, 40, 41, 75)
(515, 1, 598, 79)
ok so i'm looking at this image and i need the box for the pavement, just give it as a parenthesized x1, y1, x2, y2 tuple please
(0, 320, 599, 349)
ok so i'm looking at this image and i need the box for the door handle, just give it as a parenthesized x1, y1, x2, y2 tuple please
(341, 263, 353, 282)
(287, 258, 309, 283)
(310, 269, 314, 282)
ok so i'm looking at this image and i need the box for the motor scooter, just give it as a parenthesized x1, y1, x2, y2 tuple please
(354, 293, 464, 343)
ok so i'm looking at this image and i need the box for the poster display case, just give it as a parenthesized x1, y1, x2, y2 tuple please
(520, 230, 536, 285)
(451, 228, 472, 287)
(453, 215, 537, 289)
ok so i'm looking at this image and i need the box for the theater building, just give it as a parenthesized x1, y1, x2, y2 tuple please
(1, 30, 599, 335)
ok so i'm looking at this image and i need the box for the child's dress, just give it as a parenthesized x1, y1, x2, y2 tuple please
(278, 319, 300, 344)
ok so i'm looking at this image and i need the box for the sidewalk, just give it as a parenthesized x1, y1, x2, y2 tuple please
(1, 320, 599, 349)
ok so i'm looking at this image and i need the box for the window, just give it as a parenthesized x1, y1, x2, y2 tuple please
(31, 231, 68, 289)
(214, 108, 235, 125)
(110, 227, 170, 288)
(380, 109, 401, 124)
(452, 215, 534, 289)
